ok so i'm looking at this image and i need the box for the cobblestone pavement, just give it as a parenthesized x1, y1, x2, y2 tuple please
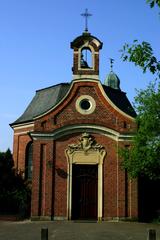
(0, 220, 160, 240)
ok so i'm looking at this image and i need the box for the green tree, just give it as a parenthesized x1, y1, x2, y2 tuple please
(120, 1, 160, 180)
(0, 149, 14, 188)
(0, 149, 31, 217)
(121, 82, 160, 180)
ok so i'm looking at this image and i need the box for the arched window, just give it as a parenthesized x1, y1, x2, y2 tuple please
(25, 142, 33, 180)
(81, 48, 92, 68)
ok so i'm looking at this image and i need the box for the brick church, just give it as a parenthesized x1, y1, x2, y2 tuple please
(10, 27, 138, 221)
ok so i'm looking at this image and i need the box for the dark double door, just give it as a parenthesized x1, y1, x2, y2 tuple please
(72, 164, 98, 220)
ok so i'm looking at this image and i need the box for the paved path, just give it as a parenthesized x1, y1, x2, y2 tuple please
(0, 220, 160, 240)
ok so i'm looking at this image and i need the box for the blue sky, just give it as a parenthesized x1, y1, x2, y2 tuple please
(0, 0, 159, 151)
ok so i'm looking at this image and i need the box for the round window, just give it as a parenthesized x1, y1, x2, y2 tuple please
(75, 95, 96, 115)
(80, 99, 91, 110)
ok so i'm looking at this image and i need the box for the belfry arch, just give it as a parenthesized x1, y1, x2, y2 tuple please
(71, 32, 103, 79)
(80, 47, 93, 69)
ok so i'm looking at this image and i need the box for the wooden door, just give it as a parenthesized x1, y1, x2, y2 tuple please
(72, 164, 98, 220)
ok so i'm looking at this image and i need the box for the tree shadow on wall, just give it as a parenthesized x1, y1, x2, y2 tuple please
(55, 168, 68, 179)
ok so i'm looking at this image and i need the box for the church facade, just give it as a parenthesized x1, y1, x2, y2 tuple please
(11, 30, 138, 221)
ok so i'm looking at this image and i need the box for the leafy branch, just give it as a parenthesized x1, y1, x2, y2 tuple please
(120, 40, 160, 78)
(146, 0, 160, 8)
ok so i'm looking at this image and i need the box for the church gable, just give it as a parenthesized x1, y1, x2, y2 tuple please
(34, 80, 136, 134)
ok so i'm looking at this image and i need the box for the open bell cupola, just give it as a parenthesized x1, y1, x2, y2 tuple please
(71, 31, 103, 80)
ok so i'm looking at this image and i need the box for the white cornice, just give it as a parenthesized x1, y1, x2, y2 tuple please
(11, 122, 34, 130)
(14, 130, 34, 135)
(30, 124, 135, 142)
(73, 75, 99, 80)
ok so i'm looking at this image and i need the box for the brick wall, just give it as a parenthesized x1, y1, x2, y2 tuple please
(12, 80, 137, 220)
(30, 133, 138, 220)
(12, 125, 33, 172)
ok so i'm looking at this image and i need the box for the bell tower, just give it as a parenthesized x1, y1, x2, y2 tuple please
(71, 10, 103, 80)
(71, 32, 103, 80)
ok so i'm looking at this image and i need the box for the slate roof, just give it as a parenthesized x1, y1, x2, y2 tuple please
(11, 83, 70, 126)
(11, 82, 136, 126)
(102, 85, 136, 118)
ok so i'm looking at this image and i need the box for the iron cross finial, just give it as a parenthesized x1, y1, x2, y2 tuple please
(81, 8, 92, 32)
(109, 58, 114, 71)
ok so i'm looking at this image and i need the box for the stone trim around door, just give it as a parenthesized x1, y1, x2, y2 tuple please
(65, 133, 106, 221)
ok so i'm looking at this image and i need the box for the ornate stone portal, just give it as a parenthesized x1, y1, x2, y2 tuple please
(65, 133, 106, 221)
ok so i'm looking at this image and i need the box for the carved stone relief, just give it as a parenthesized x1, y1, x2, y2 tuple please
(65, 133, 106, 165)
(67, 132, 104, 153)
